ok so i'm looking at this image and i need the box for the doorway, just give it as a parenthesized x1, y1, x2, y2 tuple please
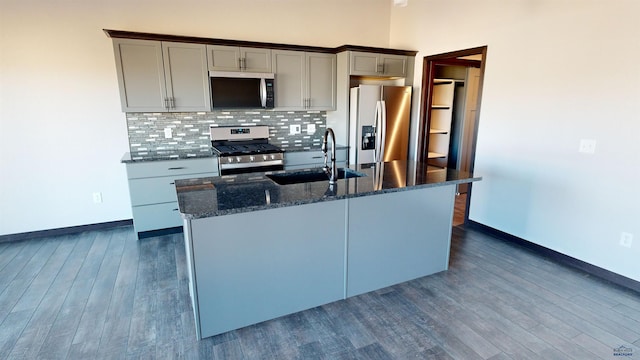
(417, 46, 487, 225)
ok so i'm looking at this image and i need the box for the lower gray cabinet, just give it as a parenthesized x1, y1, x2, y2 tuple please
(125, 157, 218, 237)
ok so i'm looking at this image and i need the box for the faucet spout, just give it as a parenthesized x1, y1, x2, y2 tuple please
(322, 128, 337, 185)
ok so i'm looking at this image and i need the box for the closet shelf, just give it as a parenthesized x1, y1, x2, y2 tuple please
(429, 128, 448, 134)
(427, 152, 446, 159)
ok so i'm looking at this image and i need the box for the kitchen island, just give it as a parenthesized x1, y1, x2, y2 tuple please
(175, 161, 481, 339)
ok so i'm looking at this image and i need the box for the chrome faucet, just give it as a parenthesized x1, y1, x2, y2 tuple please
(322, 128, 337, 185)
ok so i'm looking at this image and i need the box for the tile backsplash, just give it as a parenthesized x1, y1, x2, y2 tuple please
(126, 110, 327, 157)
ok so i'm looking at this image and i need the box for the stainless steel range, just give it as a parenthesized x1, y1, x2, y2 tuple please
(210, 125, 284, 175)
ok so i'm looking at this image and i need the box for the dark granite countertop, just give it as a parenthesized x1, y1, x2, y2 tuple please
(175, 161, 481, 219)
(121, 149, 216, 163)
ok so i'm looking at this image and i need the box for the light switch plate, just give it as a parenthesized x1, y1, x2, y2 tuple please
(578, 139, 596, 154)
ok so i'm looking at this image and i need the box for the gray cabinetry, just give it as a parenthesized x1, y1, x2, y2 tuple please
(125, 157, 218, 237)
(112, 39, 211, 112)
(284, 148, 347, 170)
(306, 52, 336, 110)
(187, 200, 346, 339)
(206, 45, 271, 73)
(272, 50, 336, 110)
(349, 51, 408, 77)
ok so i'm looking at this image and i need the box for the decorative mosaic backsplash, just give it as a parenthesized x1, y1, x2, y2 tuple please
(126, 110, 327, 158)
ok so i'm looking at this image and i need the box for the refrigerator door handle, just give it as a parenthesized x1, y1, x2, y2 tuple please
(375, 100, 387, 162)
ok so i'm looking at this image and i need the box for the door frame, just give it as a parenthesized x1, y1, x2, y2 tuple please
(417, 46, 487, 222)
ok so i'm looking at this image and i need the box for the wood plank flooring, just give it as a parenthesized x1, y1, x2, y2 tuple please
(0, 225, 638, 359)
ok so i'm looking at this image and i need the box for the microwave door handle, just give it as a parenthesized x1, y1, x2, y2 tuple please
(260, 78, 267, 108)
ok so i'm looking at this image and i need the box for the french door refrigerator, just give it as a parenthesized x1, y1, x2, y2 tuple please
(349, 85, 412, 165)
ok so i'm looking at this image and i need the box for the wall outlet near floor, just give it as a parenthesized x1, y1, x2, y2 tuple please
(289, 124, 301, 135)
(619, 232, 633, 248)
(92, 192, 103, 204)
(578, 138, 596, 154)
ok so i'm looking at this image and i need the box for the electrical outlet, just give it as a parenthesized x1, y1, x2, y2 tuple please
(164, 127, 173, 139)
(289, 124, 301, 135)
(307, 124, 316, 135)
(578, 139, 596, 154)
(92, 192, 103, 204)
(620, 232, 633, 248)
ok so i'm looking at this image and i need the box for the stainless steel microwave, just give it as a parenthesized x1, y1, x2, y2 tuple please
(209, 71, 275, 109)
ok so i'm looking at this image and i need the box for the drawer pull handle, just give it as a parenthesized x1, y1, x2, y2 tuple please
(173, 208, 179, 211)
(170, 182, 175, 185)
(167, 167, 186, 170)
(311, 156, 323, 159)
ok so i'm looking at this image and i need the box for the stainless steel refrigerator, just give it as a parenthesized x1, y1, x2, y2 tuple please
(349, 85, 412, 165)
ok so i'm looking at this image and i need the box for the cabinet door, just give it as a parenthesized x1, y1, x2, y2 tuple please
(207, 45, 241, 71)
(306, 53, 336, 110)
(112, 39, 167, 112)
(131, 202, 183, 233)
(380, 54, 407, 77)
(240, 47, 272, 72)
(349, 51, 408, 77)
(272, 50, 305, 110)
(349, 51, 380, 76)
(162, 42, 211, 112)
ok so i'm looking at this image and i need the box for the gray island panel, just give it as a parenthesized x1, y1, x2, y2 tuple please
(176, 160, 482, 339)
(189, 200, 346, 338)
(347, 185, 455, 297)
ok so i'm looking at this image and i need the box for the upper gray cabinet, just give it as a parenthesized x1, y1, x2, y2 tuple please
(272, 50, 336, 111)
(207, 45, 271, 73)
(349, 51, 408, 77)
(112, 39, 211, 112)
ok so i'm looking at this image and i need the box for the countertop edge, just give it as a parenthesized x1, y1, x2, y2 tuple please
(179, 175, 482, 220)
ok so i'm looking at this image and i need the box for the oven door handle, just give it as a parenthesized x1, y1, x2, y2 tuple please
(260, 78, 267, 108)
(219, 159, 284, 170)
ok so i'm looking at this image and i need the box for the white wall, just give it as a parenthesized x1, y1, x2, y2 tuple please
(390, 0, 640, 281)
(0, 0, 392, 235)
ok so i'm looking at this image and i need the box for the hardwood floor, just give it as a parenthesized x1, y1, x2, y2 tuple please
(453, 192, 467, 226)
(0, 225, 638, 359)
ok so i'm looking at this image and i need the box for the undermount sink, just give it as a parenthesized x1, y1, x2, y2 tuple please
(266, 168, 366, 185)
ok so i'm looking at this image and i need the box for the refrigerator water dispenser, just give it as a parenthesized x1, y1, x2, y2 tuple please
(362, 126, 376, 150)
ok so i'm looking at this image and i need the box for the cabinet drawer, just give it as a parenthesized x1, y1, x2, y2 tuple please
(284, 150, 325, 166)
(126, 157, 218, 179)
(132, 202, 183, 233)
(129, 172, 218, 206)
(284, 149, 347, 169)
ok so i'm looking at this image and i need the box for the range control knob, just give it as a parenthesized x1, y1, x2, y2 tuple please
(249, 156, 255, 162)
(236, 156, 241, 163)
(262, 155, 268, 161)
(227, 158, 233, 163)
